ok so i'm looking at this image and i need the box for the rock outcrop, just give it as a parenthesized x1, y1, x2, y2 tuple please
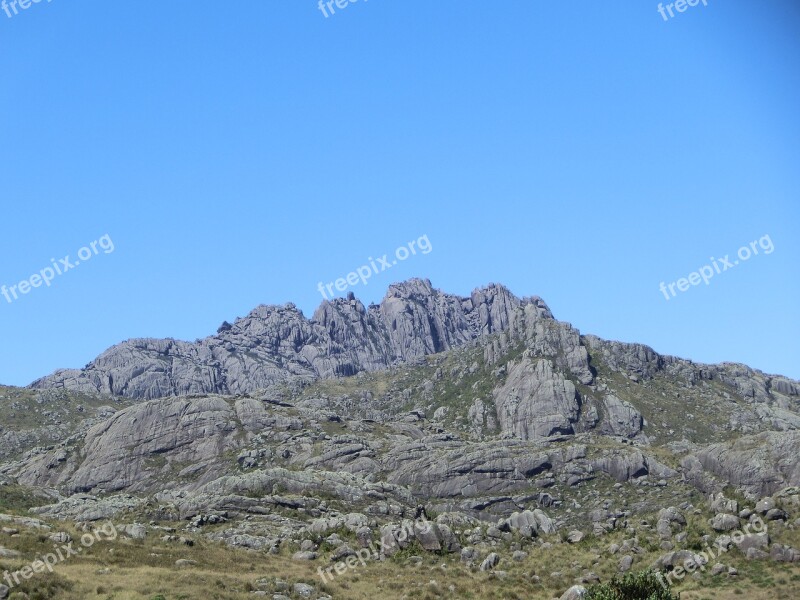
(683, 431, 800, 498)
(493, 357, 581, 440)
(31, 280, 543, 400)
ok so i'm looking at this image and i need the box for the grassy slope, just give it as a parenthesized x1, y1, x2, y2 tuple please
(1, 515, 799, 600)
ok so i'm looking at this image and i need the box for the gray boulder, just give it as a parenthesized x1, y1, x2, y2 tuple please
(733, 532, 770, 555)
(619, 555, 633, 572)
(600, 394, 643, 438)
(770, 544, 800, 562)
(710, 493, 738, 515)
(710, 514, 740, 532)
(559, 585, 587, 600)
(567, 530, 584, 544)
(480, 552, 500, 571)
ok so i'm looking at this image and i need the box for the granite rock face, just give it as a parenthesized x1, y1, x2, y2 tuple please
(599, 394, 643, 439)
(29, 281, 797, 450)
(13, 396, 302, 494)
(31, 280, 541, 400)
(493, 357, 581, 440)
(683, 430, 800, 498)
(7, 392, 664, 501)
(7, 278, 800, 542)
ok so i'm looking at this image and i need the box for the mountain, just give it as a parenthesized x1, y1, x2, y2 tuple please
(31, 279, 549, 400)
(2, 278, 799, 600)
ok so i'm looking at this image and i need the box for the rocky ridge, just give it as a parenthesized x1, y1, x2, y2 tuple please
(2, 279, 799, 599)
(32, 279, 549, 401)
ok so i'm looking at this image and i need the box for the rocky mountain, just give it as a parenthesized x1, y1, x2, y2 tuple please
(2, 278, 799, 600)
(31, 279, 546, 400)
(14, 277, 800, 500)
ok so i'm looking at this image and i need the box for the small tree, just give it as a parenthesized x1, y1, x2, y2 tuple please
(585, 570, 680, 600)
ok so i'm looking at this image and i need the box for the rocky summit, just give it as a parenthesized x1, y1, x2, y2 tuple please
(2, 278, 799, 600)
(31, 279, 547, 401)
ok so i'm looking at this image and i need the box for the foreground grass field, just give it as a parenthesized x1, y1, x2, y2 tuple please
(2, 518, 799, 600)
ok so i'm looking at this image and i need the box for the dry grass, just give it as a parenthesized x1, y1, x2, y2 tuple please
(2, 520, 800, 600)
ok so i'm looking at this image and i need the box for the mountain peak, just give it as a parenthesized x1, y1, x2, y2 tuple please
(31, 279, 539, 399)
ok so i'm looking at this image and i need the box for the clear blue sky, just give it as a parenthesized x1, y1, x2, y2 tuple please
(1, 1, 798, 386)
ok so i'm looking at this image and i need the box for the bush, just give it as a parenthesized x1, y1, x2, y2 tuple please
(585, 570, 680, 600)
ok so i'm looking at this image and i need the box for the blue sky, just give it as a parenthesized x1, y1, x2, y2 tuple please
(1, 0, 798, 386)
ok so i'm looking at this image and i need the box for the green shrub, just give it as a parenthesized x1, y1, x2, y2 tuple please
(585, 570, 680, 600)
